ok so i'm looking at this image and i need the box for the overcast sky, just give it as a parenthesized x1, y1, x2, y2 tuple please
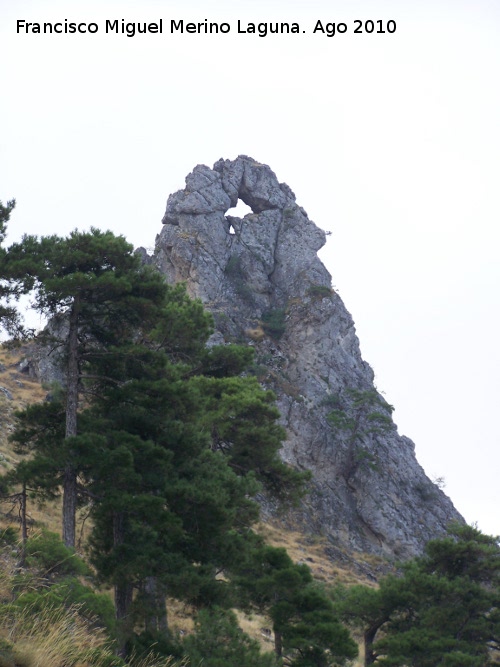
(1, 0, 499, 537)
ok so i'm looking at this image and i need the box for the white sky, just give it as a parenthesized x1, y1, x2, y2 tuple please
(1, 0, 499, 537)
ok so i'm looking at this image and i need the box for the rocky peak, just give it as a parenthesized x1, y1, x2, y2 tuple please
(152, 155, 462, 559)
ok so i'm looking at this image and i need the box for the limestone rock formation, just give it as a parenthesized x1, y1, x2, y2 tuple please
(150, 155, 462, 559)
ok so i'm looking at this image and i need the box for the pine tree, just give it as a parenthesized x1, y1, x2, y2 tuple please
(81, 282, 308, 656)
(6, 228, 167, 546)
(334, 524, 500, 666)
(83, 340, 270, 652)
(236, 545, 358, 666)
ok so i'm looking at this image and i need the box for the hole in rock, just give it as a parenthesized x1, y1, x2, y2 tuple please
(229, 224, 235, 235)
(226, 199, 253, 218)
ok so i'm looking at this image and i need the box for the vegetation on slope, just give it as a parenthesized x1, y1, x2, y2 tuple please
(0, 205, 499, 667)
(0, 219, 354, 666)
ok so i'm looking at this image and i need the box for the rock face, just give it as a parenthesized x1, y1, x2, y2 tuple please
(151, 155, 462, 559)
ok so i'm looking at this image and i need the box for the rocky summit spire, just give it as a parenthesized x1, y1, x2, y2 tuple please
(152, 155, 462, 558)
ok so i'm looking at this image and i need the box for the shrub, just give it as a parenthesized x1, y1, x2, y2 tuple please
(224, 254, 243, 279)
(261, 309, 286, 341)
(307, 285, 333, 299)
(319, 394, 341, 408)
(0, 527, 17, 546)
(14, 576, 116, 634)
(225, 255, 254, 302)
(24, 529, 89, 578)
(183, 607, 276, 667)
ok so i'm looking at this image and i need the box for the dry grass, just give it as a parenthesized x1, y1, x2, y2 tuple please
(0, 603, 116, 666)
(245, 326, 265, 342)
(0, 346, 47, 408)
(166, 598, 195, 637)
(131, 656, 187, 667)
(0, 602, 187, 667)
(0, 345, 46, 467)
(256, 520, 380, 589)
(0, 539, 183, 667)
(234, 609, 275, 651)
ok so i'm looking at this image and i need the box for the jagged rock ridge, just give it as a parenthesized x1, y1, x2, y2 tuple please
(149, 155, 462, 559)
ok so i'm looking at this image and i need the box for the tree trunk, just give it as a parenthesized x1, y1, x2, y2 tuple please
(364, 622, 381, 666)
(62, 299, 80, 548)
(144, 576, 168, 635)
(62, 466, 77, 548)
(113, 511, 134, 658)
(115, 581, 134, 658)
(18, 482, 28, 567)
(274, 626, 283, 658)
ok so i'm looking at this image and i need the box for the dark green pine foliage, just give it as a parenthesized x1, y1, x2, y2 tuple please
(151, 292, 308, 502)
(0, 200, 13, 243)
(0, 199, 26, 337)
(84, 365, 259, 624)
(9, 399, 68, 502)
(80, 282, 307, 656)
(182, 607, 277, 667)
(5, 228, 168, 547)
(378, 524, 500, 667)
(198, 372, 309, 503)
(334, 523, 500, 666)
(236, 545, 358, 666)
(331, 583, 392, 667)
(326, 388, 394, 480)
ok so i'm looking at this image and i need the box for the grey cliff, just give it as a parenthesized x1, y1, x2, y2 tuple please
(149, 156, 462, 558)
